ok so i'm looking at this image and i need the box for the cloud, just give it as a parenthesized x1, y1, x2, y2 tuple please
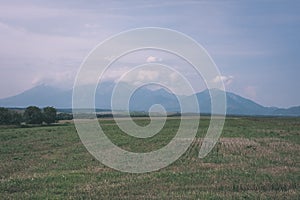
(0, 21, 94, 60)
(114, 65, 195, 95)
(137, 70, 159, 81)
(212, 75, 234, 86)
(244, 86, 257, 100)
(102, 66, 131, 81)
(0, 3, 71, 20)
(146, 56, 162, 63)
(31, 70, 76, 89)
(120, 69, 159, 84)
(84, 23, 99, 29)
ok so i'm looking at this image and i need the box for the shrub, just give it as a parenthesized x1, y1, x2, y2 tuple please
(0, 107, 22, 125)
(43, 106, 57, 124)
(23, 106, 43, 124)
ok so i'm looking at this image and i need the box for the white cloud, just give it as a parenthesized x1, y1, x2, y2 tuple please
(120, 69, 159, 84)
(244, 86, 257, 100)
(212, 75, 234, 86)
(0, 20, 98, 97)
(102, 66, 131, 81)
(137, 70, 159, 81)
(113, 65, 196, 95)
(31, 70, 76, 89)
(170, 72, 180, 82)
(146, 56, 162, 63)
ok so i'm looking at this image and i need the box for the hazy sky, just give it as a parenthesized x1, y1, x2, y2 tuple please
(0, 0, 299, 108)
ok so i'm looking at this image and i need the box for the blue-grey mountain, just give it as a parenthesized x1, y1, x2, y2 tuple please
(0, 83, 299, 116)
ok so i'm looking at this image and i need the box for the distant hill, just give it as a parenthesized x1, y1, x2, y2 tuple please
(0, 82, 299, 116)
(272, 106, 300, 116)
(0, 84, 72, 108)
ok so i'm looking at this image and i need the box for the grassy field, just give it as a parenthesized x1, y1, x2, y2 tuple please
(0, 117, 299, 199)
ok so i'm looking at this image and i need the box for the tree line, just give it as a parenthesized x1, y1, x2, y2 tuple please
(0, 106, 72, 125)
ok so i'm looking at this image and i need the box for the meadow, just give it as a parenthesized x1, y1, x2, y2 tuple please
(0, 117, 299, 199)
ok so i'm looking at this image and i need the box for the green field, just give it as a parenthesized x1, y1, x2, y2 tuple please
(0, 117, 299, 199)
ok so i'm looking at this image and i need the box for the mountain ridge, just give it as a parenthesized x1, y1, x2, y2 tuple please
(0, 83, 299, 116)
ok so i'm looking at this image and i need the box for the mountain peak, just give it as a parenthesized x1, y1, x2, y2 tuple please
(0, 83, 299, 116)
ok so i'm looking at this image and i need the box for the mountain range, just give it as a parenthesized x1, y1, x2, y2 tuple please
(0, 82, 299, 116)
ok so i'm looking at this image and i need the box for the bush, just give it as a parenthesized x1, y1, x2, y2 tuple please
(9, 111, 23, 125)
(56, 112, 73, 120)
(24, 106, 43, 124)
(0, 107, 22, 125)
(1, 106, 68, 125)
(43, 106, 57, 124)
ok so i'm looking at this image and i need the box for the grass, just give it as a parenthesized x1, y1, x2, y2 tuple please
(0, 117, 299, 199)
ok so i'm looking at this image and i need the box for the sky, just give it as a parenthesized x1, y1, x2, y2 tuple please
(0, 0, 299, 108)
